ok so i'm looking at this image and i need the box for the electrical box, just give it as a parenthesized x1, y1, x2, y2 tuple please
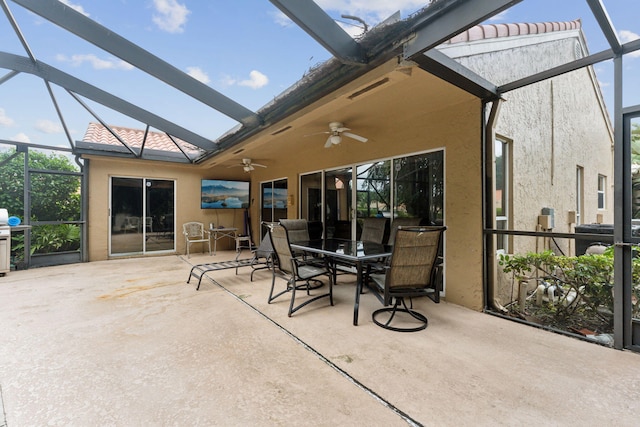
(540, 207, 555, 229)
(538, 215, 553, 230)
(567, 210, 577, 224)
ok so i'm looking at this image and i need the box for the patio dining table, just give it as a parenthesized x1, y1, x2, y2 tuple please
(290, 239, 392, 326)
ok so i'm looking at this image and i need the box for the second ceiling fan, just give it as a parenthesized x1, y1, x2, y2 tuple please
(228, 158, 267, 172)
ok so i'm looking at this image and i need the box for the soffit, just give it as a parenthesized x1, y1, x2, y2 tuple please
(206, 59, 476, 169)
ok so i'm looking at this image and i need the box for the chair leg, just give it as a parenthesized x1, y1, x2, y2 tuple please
(372, 297, 428, 332)
(288, 278, 297, 317)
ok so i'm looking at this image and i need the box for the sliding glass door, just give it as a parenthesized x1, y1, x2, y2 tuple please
(324, 167, 354, 239)
(301, 149, 444, 239)
(110, 177, 175, 255)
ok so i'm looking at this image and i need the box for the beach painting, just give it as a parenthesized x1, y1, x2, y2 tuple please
(201, 179, 250, 209)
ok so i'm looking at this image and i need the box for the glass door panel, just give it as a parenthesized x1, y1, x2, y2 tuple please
(111, 177, 143, 255)
(393, 151, 444, 225)
(301, 172, 323, 239)
(356, 161, 391, 232)
(110, 177, 175, 255)
(325, 167, 353, 239)
(145, 179, 175, 252)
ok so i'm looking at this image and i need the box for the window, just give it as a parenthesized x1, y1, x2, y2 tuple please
(299, 149, 445, 240)
(393, 151, 443, 224)
(597, 175, 606, 210)
(495, 138, 511, 252)
(261, 179, 287, 236)
(576, 166, 584, 225)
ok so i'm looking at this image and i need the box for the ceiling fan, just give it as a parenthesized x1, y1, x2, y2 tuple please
(313, 121, 368, 148)
(228, 158, 267, 172)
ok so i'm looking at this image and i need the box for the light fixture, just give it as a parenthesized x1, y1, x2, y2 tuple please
(330, 134, 342, 145)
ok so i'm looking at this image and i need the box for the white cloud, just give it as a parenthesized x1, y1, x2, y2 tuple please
(56, 53, 134, 70)
(487, 10, 508, 22)
(620, 30, 640, 58)
(186, 67, 210, 84)
(35, 119, 63, 134)
(271, 10, 292, 27)
(59, 0, 90, 17)
(11, 132, 31, 143)
(152, 0, 190, 33)
(239, 70, 269, 89)
(221, 70, 269, 89)
(0, 108, 15, 127)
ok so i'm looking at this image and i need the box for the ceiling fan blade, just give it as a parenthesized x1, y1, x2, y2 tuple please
(342, 132, 368, 143)
(227, 164, 243, 168)
(252, 163, 267, 168)
(304, 130, 330, 137)
(335, 127, 350, 133)
(324, 136, 333, 148)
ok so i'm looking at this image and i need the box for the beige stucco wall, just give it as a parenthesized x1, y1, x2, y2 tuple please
(85, 157, 249, 261)
(446, 32, 614, 254)
(84, 92, 485, 311)
(442, 32, 615, 308)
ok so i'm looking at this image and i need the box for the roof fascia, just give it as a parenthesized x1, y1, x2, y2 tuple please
(269, 0, 367, 65)
(10, 0, 260, 128)
(74, 141, 195, 163)
(403, 0, 523, 59)
(412, 49, 498, 100)
(438, 28, 583, 58)
(0, 52, 217, 151)
(586, 0, 622, 54)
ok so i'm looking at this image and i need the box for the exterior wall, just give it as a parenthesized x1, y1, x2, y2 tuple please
(442, 32, 614, 255)
(85, 157, 248, 261)
(85, 96, 485, 311)
(441, 30, 614, 308)
(246, 99, 485, 310)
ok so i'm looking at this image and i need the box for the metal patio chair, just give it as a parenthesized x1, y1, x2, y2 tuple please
(369, 226, 446, 332)
(268, 225, 333, 317)
(182, 221, 211, 258)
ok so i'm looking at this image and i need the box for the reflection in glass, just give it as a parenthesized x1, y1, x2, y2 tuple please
(356, 161, 391, 231)
(393, 151, 444, 225)
(110, 178, 175, 255)
(325, 168, 353, 239)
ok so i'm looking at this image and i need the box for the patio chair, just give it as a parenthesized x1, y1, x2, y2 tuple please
(268, 224, 333, 317)
(369, 226, 446, 332)
(250, 231, 274, 281)
(360, 217, 388, 244)
(280, 219, 324, 268)
(388, 217, 422, 246)
(182, 222, 211, 258)
(279, 219, 310, 243)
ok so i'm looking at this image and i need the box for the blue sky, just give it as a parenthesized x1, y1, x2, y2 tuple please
(0, 0, 638, 149)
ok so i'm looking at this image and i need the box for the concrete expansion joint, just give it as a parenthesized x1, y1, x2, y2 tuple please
(194, 264, 423, 426)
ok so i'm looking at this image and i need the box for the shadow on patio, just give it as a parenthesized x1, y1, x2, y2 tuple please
(1, 252, 639, 426)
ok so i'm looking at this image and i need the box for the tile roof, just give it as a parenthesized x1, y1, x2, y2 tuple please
(443, 19, 581, 45)
(82, 122, 204, 155)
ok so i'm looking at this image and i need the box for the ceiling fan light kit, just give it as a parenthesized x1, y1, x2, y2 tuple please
(320, 121, 368, 148)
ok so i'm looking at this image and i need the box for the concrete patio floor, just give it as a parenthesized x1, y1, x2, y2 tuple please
(1, 252, 640, 426)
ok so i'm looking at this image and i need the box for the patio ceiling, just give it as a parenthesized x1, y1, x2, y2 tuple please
(1, 0, 638, 164)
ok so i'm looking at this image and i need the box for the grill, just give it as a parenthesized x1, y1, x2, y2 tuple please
(0, 209, 9, 275)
